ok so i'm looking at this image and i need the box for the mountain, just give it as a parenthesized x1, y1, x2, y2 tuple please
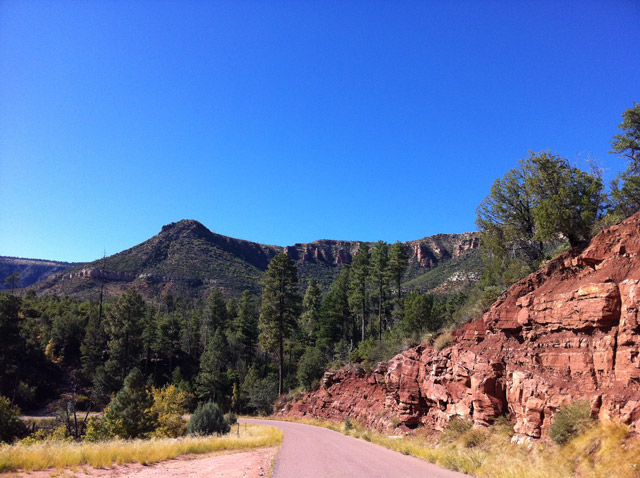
(0, 257, 81, 290)
(280, 211, 640, 441)
(28, 220, 480, 300)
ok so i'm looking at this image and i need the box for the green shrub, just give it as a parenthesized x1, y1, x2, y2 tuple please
(0, 396, 26, 443)
(549, 400, 593, 445)
(188, 402, 230, 436)
(105, 368, 157, 439)
(441, 416, 473, 443)
(225, 411, 237, 426)
(344, 417, 353, 431)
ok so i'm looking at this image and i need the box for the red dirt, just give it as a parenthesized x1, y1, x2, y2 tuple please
(2, 447, 277, 478)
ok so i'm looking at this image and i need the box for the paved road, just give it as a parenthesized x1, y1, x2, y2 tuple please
(242, 419, 471, 478)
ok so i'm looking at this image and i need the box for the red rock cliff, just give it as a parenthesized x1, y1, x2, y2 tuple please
(280, 213, 640, 440)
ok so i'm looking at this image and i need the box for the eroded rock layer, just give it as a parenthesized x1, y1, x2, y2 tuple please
(281, 213, 640, 440)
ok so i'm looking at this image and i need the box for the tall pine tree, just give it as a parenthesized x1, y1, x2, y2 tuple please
(258, 253, 300, 395)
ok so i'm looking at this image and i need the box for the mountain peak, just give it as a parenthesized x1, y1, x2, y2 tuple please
(159, 219, 212, 239)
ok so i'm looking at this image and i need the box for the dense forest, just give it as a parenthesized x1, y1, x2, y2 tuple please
(1, 102, 638, 442)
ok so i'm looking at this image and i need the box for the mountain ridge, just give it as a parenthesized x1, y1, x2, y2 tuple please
(20, 219, 480, 299)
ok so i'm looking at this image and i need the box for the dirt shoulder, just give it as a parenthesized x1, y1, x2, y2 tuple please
(2, 446, 278, 478)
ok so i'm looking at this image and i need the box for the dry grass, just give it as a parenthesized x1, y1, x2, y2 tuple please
(0, 423, 282, 473)
(271, 416, 640, 478)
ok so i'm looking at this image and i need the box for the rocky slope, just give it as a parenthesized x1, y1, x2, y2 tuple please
(280, 212, 640, 440)
(28, 220, 479, 299)
(0, 257, 80, 290)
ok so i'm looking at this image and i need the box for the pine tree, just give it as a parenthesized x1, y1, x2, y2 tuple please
(103, 288, 146, 387)
(348, 243, 370, 343)
(203, 289, 227, 345)
(319, 266, 351, 348)
(105, 367, 156, 439)
(300, 278, 322, 345)
(195, 328, 230, 405)
(388, 242, 409, 321)
(258, 253, 300, 395)
(370, 241, 389, 341)
(234, 290, 258, 366)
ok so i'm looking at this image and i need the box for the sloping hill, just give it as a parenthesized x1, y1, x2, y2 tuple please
(0, 256, 80, 290)
(29, 220, 480, 299)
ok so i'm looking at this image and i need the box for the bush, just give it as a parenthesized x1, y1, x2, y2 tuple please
(549, 400, 593, 445)
(441, 416, 473, 443)
(188, 402, 230, 436)
(0, 396, 26, 443)
(434, 332, 454, 351)
(150, 384, 191, 438)
(225, 411, 237, 426)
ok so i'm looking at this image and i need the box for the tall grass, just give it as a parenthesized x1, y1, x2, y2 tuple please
(271, 416, 639, 478)
(0, 424, 281, 473)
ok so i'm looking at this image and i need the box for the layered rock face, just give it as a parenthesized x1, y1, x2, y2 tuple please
(281, 213, 640, 440)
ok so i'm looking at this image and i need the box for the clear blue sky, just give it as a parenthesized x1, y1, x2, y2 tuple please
(1, 1, 639, 263)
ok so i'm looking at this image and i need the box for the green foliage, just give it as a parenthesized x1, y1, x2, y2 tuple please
(441, 416, 473, 443)
(348, 243, 371, 343)
(241, 364, 278, 414)
(103, 288, 146, 388)
(259, 253, 301, 395)
(300, 279, 322, 345)
(477, 151, 603, 290)
(225, 411, 237, 425)
(549, 400, 593, 445)
(609, 103, 640, 218)
(297, 347, 327, 390)
(196, 328, 231, 405)
(0, 395, 26, 443)
(187, 402, 230, 436)
(403, 291, 440, 337)
(104, 368, 156, 439)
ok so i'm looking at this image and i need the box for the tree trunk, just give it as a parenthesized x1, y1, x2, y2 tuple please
(278, 333, 284, 395)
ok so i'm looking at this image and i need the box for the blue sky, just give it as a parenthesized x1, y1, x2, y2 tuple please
(1, 1, 639, 263)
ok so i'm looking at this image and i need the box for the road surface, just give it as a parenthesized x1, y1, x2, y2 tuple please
(242, 419, 471, 478)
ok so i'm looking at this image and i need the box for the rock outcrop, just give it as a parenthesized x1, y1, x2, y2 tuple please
(281, 213, 640, 440)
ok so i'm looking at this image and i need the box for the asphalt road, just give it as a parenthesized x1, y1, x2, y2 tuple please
(242, 419, 471, 478)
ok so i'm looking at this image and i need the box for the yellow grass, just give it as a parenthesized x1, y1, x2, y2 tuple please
(269, 416, 640, 478)
(0, 424, 282, 473)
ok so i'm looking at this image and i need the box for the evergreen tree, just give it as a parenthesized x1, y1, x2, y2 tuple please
(300, 278, 322, 345)
(258, 253, 300, 395)
(319, 266, 351, 349)
(0, 294, 24, 397)
(103, 288, 146, 387)
(403, 291, 438, 336)
(234, 290, 258, 366)
(348, 243, 370, 343)
(80, 305, 106, 382)
(203, 289, 227, 345)
(370, 241, 389, 341)
(105, 367, 156, 439)
(387, 242, 408, 321)
(610, 103, 640, 218)
(476, 151, 604, 287)
(195, 328, 230, 405)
